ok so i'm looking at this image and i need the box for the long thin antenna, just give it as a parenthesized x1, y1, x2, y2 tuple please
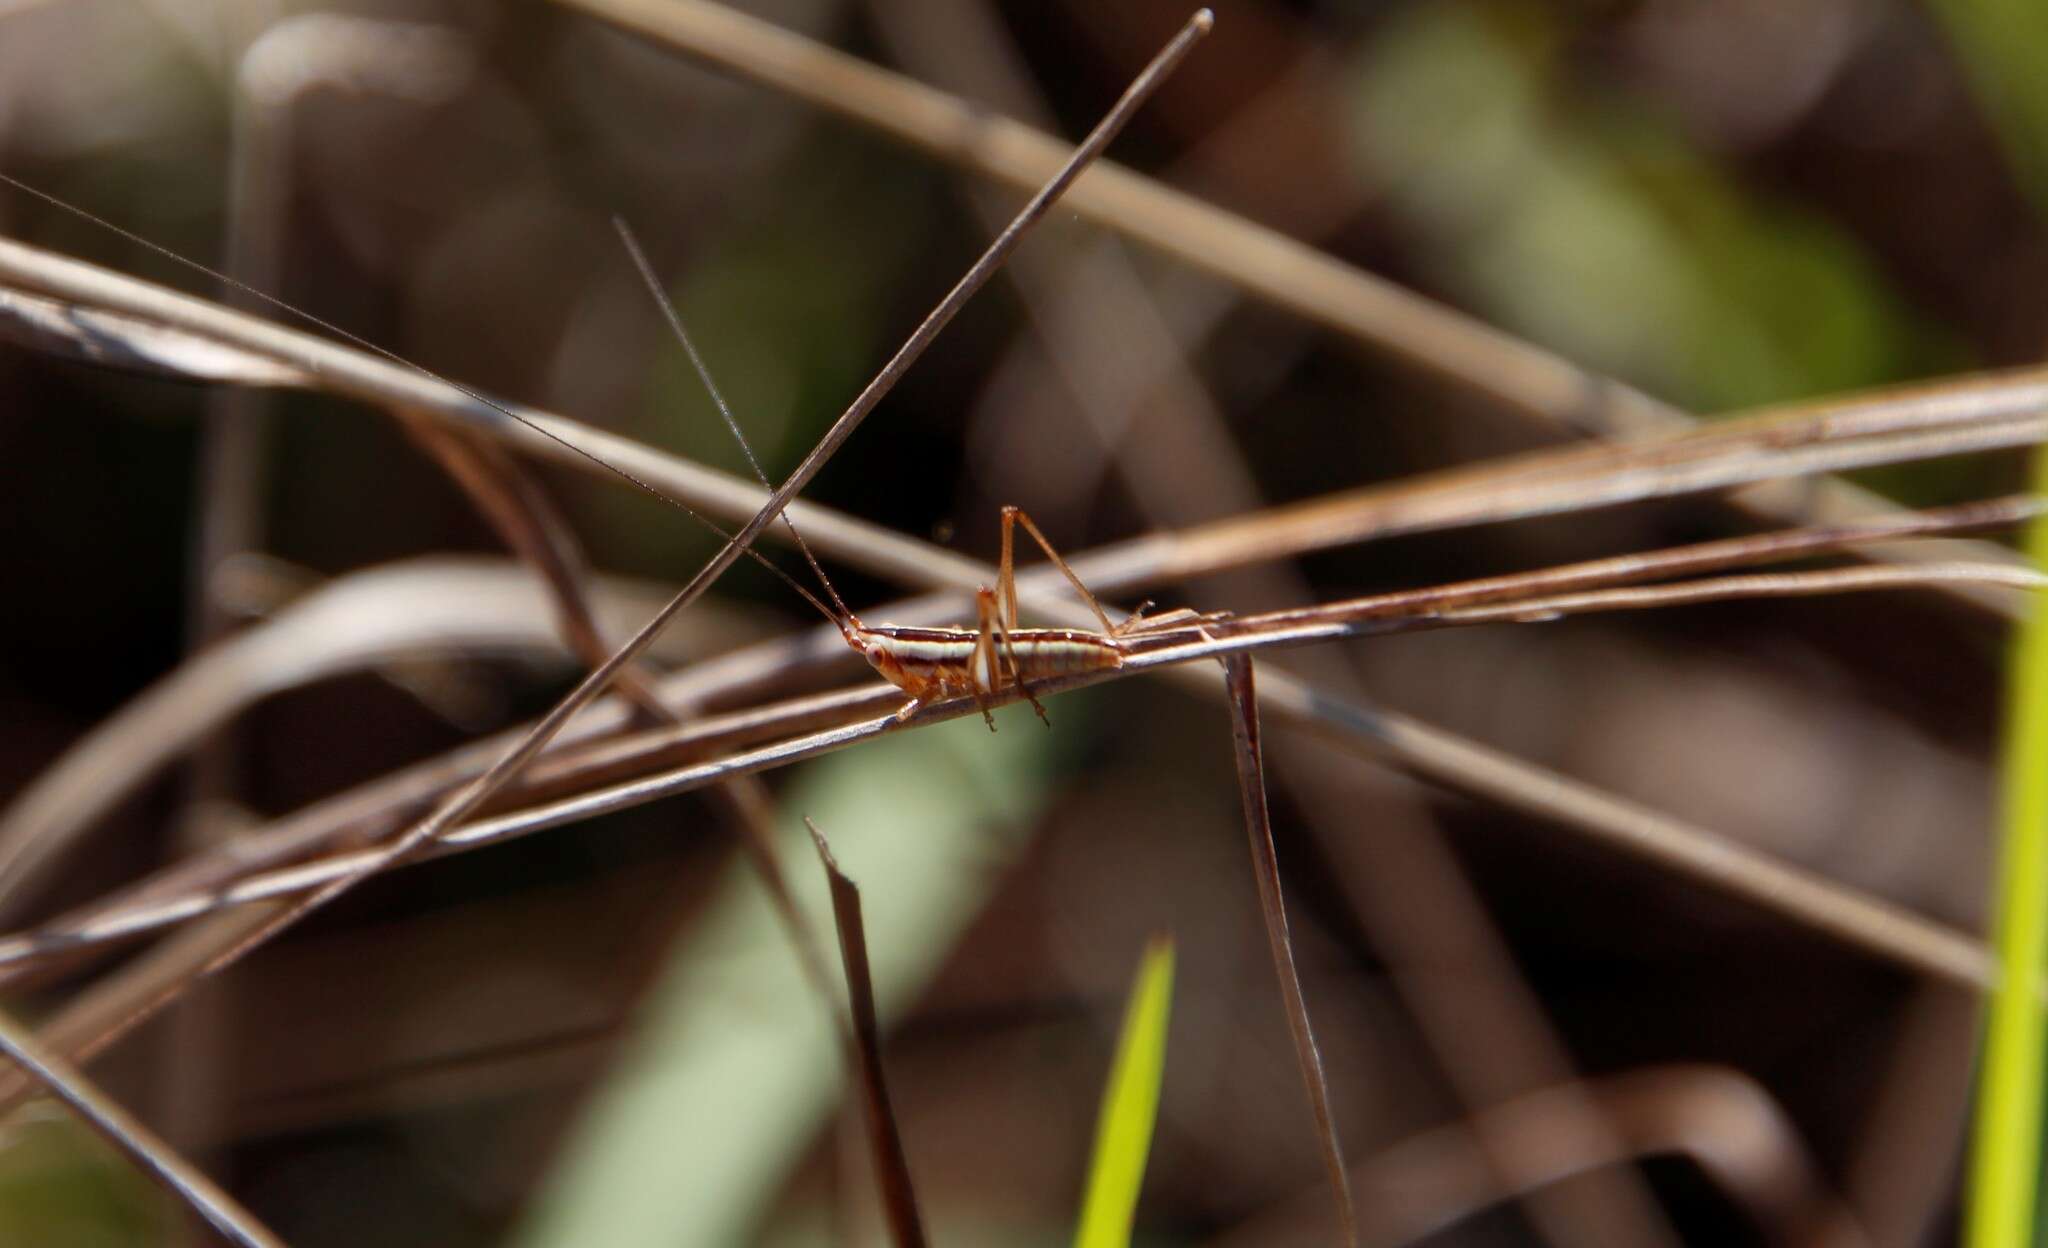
(0, 174, 648, 501)
(0, 169, 829, 607)
(612, 217, 857, 626)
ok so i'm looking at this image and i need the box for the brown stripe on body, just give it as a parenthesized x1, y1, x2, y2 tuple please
(1007, 632, 1123, 675)
(857, 624, 1121, 700)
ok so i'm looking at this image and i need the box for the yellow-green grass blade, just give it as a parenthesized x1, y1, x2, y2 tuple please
(1969, 447, 2048, 1248)
(1073, 935, 1176, 1248)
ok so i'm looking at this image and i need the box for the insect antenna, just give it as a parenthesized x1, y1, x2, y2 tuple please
(613, 216, 861, 636)
(0, 170, 836, 615)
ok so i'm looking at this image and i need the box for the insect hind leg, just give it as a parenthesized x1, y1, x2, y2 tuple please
(1000, 506, 1117, 636)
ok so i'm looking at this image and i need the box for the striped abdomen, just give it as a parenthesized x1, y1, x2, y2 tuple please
(1006, 631, 1125, 678)
(854, 625, 1121, 701)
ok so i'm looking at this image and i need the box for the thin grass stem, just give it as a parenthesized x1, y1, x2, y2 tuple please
(1966, 445, 2048, 1247)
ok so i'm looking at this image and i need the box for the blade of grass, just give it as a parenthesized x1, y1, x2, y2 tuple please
(0, 557, 721, 931)
(0, 903, 287, 1113)
(386, 409, 674, 720)
(0, 285, 308, 384)
(1073, 934, 1176, 1248)
(6, 217, 2048, 622)
(8, 541, 2019, 996)
(1221, 654, 1357, 1246)
(1967, 445, 2048, 1248)
(804, 817, 926, 1248)
(0, 1008, 283, 1248)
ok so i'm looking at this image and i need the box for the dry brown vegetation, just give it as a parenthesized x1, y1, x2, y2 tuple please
(1, 2, 2044, 1245)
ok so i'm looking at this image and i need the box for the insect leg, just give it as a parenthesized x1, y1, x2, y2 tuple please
(998, 505, 1020, 632)
(980, 586, 1050, 727)
(964, 605, 1000, 731)
(1000, 506, 1119, 634)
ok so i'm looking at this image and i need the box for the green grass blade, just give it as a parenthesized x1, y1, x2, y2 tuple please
(1968, 447, 2048, 1248)
(1073, 935, 1176, 1248)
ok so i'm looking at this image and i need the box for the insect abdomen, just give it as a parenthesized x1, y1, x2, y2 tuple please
(1010, 633, 1122, 676)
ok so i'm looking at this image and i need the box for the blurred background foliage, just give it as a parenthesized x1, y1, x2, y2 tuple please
(1354, 1, 1955, 412)
(4, 0, 2048, 1244)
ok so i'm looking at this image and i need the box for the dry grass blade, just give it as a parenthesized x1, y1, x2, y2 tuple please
(395, 396, 843, 1046)
(1207, 1066, 1864, 1248)
(1423, 565, 2046, 626)
(1161, 406, 2048, 599)
(0, 485, 2020, 1101)
(0, 906, 285, 1116)
(94, 550, 2027, 878)
(0, 285, 308, 385)
(0, 6, 1211, 1137)
(0, 1007, 284, 1247)
(1834, 986, 1976, 1247)
(1239, 494, 2047, 633)
(4, 217, 2047, 620)
(1131, 567, 2043, 662)
(1220, 654, 1357, 1246)
(548, 0, 1668, 442)
(1262, 687, 1995, 995)
(0, 559, 704, 924)
(1285, 761, 1678, 1248)
(0, 680, 893, 997)
(558, 0, 2031, 619)
(803, 817, 927, 1248)
(0, 517, 2015, 997)
(7, 492, 2022, 931)
(0, 219, 972, 605)
(386, 408, 673, 721)
(0, 651, 1989, 1130)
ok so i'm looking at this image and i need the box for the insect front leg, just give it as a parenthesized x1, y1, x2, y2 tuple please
(889, 677, 987, 729)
